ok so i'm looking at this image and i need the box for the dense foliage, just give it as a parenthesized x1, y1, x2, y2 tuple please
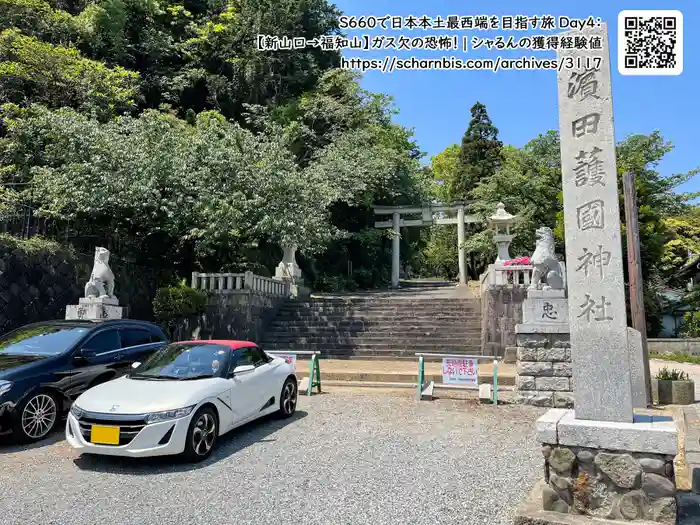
(153, 280, 207, 323)
(0, 0, 428, 295)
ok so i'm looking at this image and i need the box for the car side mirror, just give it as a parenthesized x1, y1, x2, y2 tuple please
(232, 365, 254, 375)
(72, 349, 88, 365)
(132, 362, 141, 369)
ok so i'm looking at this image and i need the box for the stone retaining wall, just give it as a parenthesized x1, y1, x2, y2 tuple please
(649, 337, 700, 356)
(481, 285, 526, 358)
(172, 291, 287, 342)
(515, 332, 573, 408)
(542, 445, 676, 523)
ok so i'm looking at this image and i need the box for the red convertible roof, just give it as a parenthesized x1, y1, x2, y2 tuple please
(179, 339, 255, 350)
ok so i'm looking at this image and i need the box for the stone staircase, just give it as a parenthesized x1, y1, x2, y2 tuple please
(260, 283, 482, 359)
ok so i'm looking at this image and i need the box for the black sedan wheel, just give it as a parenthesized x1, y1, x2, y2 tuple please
(15, 391, 59, 442)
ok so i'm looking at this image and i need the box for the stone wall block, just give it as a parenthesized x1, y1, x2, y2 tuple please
(594, 453, 642, 489)
(535, 376, 571, 392)
(536, 347, 568, 362)
(516, 391, 553, 407)
(517, 346, 538, 361)
(520, 337, 550, 349)
(552, 362, 572, 377)
(515, 375, 536, 390)
(517, 361, 553, 377)
(552, 392, 575, 408)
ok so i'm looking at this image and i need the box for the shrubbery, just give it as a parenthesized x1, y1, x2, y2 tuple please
(153, 280, 208, 326)
(679, 312, 700, 338)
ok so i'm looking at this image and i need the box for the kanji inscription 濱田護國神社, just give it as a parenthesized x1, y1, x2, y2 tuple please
(557, 22, 636, 422)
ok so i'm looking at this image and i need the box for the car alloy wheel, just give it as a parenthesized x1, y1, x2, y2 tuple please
(278, 378, 297, 418)
(282, 381, 297, 415)
(21, 393, 57, 440)
(192, 412, 216, 457)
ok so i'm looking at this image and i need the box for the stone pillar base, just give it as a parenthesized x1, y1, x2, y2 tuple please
(515, 324, 572, 408)
(529, 408, 678, 523)
(513, 481, 671, 525)
(66, 300, 124, 321)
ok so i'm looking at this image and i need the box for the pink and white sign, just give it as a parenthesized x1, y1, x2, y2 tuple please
(442, 358, 478, 386)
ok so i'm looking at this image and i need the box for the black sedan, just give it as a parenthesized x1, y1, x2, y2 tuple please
(0, 319, 168, 443)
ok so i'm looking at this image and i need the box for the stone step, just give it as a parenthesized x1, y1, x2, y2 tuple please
(261, 335, 482, 345)
(261, 342, 481, 352)
(263, 326, 482, 335)
(274, 313, 480, 320)
(263, 324, 481, 337)
(272, 313, 480, 321)
(282, 298, 480, 304)
(266, 320, 481, 327)
(279, 303, 480, 310)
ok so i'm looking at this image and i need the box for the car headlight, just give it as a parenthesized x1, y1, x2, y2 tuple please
(0, 381, 12, 397)
(70, 404, 84, 419)
(144, 405, 196, 424)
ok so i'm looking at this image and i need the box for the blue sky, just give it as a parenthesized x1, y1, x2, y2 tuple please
(331, 0, 699, 197)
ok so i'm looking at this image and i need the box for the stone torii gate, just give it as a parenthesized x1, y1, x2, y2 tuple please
(373, 202, 481, 287)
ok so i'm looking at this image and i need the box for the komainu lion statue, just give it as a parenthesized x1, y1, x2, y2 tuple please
(84, 247, 116, 299)
(528, 227, 564, 291)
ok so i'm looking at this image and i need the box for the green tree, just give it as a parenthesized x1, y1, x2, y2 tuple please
(264, 69, 427, 288)
(469, 132, 563, 258)
(660, 206, 700, 287)
(419, 144, 464, 279)
(0, 0, 342, 122)
(0, 28, 139, 117)
(448, 101, 503, 201)
(428, 143, 459, 202)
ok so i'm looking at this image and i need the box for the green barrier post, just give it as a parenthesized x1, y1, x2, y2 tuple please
(492, 359, 499, 405)
(417, 356, 424, 400)
(307, 354, 321, 395)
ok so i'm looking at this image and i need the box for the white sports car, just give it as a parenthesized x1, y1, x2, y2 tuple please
(66, 340, 298, 461)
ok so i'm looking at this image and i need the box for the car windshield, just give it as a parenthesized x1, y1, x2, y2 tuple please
(131, 343, 230, 380)
(0, 325, 89, 356)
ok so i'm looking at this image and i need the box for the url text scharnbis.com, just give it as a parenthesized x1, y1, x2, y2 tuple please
(340, 55, 601, 72)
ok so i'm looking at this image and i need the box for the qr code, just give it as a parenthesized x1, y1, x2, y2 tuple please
(617, 10, 683, 75)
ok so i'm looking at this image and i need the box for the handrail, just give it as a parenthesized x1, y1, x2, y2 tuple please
(191, 270, 291, 298)
(415, 352, 502, 360)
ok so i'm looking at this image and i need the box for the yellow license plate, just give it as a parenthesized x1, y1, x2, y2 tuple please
(90, 425, 120, 445)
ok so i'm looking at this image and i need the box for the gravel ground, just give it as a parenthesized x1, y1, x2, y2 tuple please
(0, 389, 544, 525)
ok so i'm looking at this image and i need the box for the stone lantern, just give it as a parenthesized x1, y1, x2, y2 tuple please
(488, 202, 517, 263)
(275, 245, 303, 283)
